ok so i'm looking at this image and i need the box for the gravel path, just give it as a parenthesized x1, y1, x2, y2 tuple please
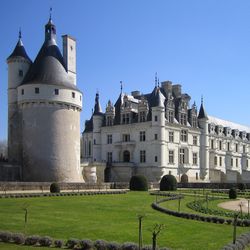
(218, 198, 250, 213)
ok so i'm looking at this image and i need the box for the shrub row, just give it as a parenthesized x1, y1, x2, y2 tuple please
(222, 232, 250, 250)
(0, 190, 127, 199)
(151, 198, 250, 227)
(0, 231, 170, 250)
(186, 199, 250, 220)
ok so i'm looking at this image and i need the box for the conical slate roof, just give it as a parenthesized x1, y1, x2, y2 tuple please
(7, 38, 32, 63)
(21, 18, 78, 90)
(198, 102, 208, 119)
(93, 92, 103, 116)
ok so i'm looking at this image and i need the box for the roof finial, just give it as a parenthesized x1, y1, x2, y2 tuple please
(19, 28, 22, 39)
(155, 72, 158, 87)
(120, 80, 123, 94)
(201, 95, 204, 105)
(49, 7, 52, 20)
(158, 78, 160, 88)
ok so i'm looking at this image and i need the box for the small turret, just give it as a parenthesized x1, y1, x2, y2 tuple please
(93, 92, 103, 116)
(198, 97, 208, 120)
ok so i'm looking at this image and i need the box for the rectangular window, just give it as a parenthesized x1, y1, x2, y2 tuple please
(122, 134, 130, 142)
(219, 141, 222, 150)
(168, 110, 174, 123)
(154, 116, 158, 122)
(140, 150, 146, 163)
(21, 89, 24, 95)
(122, 113, 130, 124)
(220, 157, 222, 166)
(180, 130, 188, 142)
(231, 158, 233, 167)
(179, 148, 185, 164)
(54, 89, 59, 95)
(211, 139, 214, 149)
(19, 70, 23, 77)
(72, 92, 75, 98)
(106, 116, 113, 126)
(214, 156, 217, 166)
(193, 153, 198, 165)
(169, 131, 174, 142)
(107, 152, 112, 163)
(35, 87, 39, 94)
(169, 150, 174, 164)
(236, 158, 238, 167)
(180, 113, 187, 125)
(154, 134, 158, 140)
(140, 131, 146, 141)
(235, 144, 238, 153)
(155, 156, 158, 162)
(107, 134, 112, 144)
(193, 136, 197, 146)
(243, 145, 246, 154)
(247, 159, 249, 168)
(139, 111, 146, 122)
(227, 142, 230, 151)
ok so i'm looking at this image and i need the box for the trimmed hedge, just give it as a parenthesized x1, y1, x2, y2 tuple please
(129, 175, 148, 191)
(229, 188, 237, 199)
(50, 183, 60, 193)
(160, 175, 177, 191)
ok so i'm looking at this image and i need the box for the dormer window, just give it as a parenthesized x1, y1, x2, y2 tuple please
(139, 111, 146, 122)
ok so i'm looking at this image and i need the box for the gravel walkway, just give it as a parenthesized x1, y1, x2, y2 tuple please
(218, 198, 250, 213)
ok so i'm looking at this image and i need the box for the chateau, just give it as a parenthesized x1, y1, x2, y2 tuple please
(4, 16, 83, 182)
(82, 79, 250, 183)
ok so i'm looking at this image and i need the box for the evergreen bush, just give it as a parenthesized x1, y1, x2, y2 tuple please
(160, 175, 177, 191)
(12, 233, 25, 244)
(238, 183, 246, 191)
(129, 175, 148, 191)
(54, 239, 64, 248)
(50, 183, 60, 193)
(229, 188, 237, 199)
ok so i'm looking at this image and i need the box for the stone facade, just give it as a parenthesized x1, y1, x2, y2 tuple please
(82, 81, 250, 183)
(6, 17, 83, 182)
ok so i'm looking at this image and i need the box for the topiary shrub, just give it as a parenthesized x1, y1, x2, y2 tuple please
(94, 239, 108, 250)
(66, 238, 79, 249)
(229, 188, 237, 199)
(79, 239, 93, 250)
(12, 233, 25, 245)
(50, 182, 60, 193)
(0, 231, 12, 242)
(25, 235, 40, 246)
(54, 239, 64, 248)
(129, 175, 148, 191)
(106, 241, 121, 250)
(39, 236, 53, 247)
(160, 175, 177, 191)
(238, 183, 246, 191)
(121, 242, 139, 250)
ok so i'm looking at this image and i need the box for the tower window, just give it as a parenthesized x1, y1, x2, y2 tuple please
(35, 87, 39, 94)
(155, 156, 158, 162)
(154, 134, 158, 140)
(169, 131, 174, 142)
(140, 150, 146, 163)
(19, 70, 23, 77)
(154, 116, 158, 122)
(54, 89, 59, 95)
(21, 89, 24, 95)
(72, 92, 75, 98)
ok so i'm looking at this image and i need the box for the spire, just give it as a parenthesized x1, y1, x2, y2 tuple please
(120, 81, 123, 94)
(198, 96, 208, 119)
(7, 29, 32, 63)
(45, 8, 56, 43)
(93, 92, 103, 115)
(155, 72, 158, 87)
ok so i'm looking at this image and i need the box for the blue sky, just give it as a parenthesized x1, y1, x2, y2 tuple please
(1, 0, 250, 140)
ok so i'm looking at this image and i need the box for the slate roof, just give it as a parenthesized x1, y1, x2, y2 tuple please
(7, 38, 32, 63)
(198, 103, 208, 119)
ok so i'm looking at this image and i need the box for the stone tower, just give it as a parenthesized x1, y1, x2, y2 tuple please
(7, 17, 83, 182)
(7, 31, 32, 164)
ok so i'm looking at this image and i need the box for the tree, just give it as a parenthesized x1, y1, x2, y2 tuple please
(152, 224, 164, 250)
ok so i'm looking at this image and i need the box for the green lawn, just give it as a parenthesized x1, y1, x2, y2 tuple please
(0, 192, 249, 250)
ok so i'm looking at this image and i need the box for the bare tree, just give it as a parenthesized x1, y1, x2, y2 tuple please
(152, 224, 165, 250)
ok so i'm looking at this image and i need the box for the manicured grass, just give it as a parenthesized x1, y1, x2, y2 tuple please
(0, 192, 249, 249)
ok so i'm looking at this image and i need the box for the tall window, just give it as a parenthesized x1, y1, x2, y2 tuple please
(243, 145, 246, 154)
(231, 158, 233, 167)
(154, 116, 158, 122)
(154, 134, 158, 140)
(180, 113, 187, 125)
(169, 131, 174, 143)
(35, 87, 39, 94)
(21, 89, 24, 95)
(107, 134, 112, 144)
(236, 158, 238, 167)
(192, 117, 197, 127)
(139, 111, 146, 122)
(54, 89, 59, 95)
(106, 116, 113, 126)
(88, 141, 92, 156)
(227, 142, 230, 151)
(140, 150, 146, 163)
(219, 157, 222, 166)
(180, 130, 188, 142)
(169, 150, 174, 164)
(72, 92, 75, 98)
(211, 139, 214, 149)
(235, 143, 238, 153)
(193, 136, 198, 146)
(122, 113, 130, 124)
(122, 134, 130, 142)
(155, 156, 158, 162)
(219, 141, 222, 150)
(214, 156, 217, 166)
(168, 110, 174, 123)
(193, 153, 198, 165)
(140, 131, 146, 141)
(179, 148, 185, 164)
(247, 160, 249, 168)
(107, 152, 112, 163)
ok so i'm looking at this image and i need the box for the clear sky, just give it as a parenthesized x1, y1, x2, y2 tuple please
(1, 0, 250, 140)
